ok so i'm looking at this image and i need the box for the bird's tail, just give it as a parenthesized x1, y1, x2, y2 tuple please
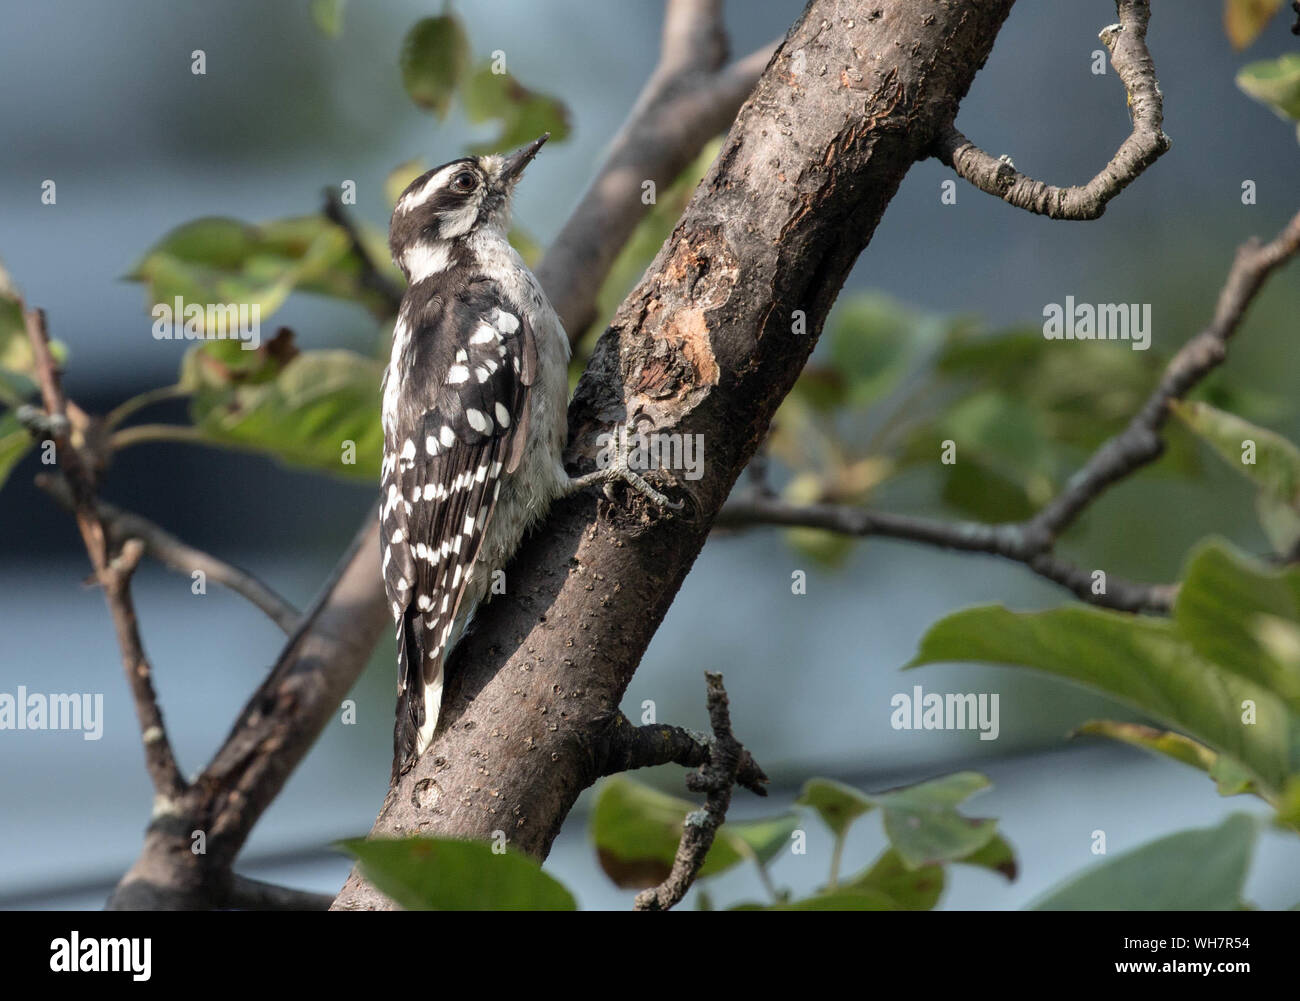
(392, 615, 445, 780)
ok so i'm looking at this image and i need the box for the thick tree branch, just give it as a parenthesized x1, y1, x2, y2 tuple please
(35, 473, 301, 633)
(935, 0, 1170, 220)
(634, 672, 747, 911)
(538, 0, 779, 339)
(23, 306, 186, 801)
(334, 0, 1023, 910)
(717, 208, 1300, 615)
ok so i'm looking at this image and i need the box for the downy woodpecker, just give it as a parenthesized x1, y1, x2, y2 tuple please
(381, 134, 676, 775)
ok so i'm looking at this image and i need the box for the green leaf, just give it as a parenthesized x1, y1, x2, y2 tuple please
(309, 0, 346, 38)
(462, 63, 570, 155)
(795, 777, 875, 839)
(399, 15, 470, 118)
(0, 409, 33, 491)
(129, 215, 395, 323)
(908, 559, 1300, 797)
(957, 833, 1018, 881)
(842, 848, 945, 910)
(189, 348, 383, 480)
(1073, 718, 1263, 799)
(1212, 754, 1262, 797)
(934, 326, 1153, 455)
(589, 776, 742, 887)
(826, 295, 939, 410)
(936, 391, 1057, 510)
(339, 836, 576, 911)
(1174, 541, 1300, 706)
(1224, 0, 1285, 50)
(872, 771, 999, 868)
(1173, 401, 1300, 552)
(721, 813, 800, 867)
(1074, 720, 1220, 773)
(768, 890, 899, 910)
(1237, 53, 1300, 131)
(1030, 814, 1257, 910)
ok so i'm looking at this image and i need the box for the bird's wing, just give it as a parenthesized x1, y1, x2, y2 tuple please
(380, 276, 538, 771)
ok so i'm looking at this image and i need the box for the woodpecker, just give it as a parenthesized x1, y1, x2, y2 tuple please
(381, 134, 676, 776)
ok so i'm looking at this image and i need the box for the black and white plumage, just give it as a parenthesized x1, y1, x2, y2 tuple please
(381, 135, 571, 774)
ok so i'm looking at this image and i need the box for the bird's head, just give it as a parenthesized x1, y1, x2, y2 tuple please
(389, 133, 548, 282)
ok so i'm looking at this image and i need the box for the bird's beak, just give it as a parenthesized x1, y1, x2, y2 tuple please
(498, 133, 549, 185)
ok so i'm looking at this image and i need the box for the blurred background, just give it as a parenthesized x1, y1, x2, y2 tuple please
(1, 0, 1298, 909)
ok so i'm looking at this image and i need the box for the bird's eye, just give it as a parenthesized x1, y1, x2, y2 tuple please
(452, 171, 477, 192)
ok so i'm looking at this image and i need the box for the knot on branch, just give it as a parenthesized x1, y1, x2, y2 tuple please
(630, 672, 765, 911)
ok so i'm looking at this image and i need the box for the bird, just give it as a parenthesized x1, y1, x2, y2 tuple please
(380, 134, 677, 777)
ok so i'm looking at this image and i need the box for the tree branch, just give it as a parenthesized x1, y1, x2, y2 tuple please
(537, 0, 778, 339)
(634, 672, 746, 911)
(35, 473, 301, 633)
(222, 875, 334, 911)
(716, 208, 1300, 615)
(1029, 207, 1300, 539)
(715, 496, 1176, 613)
(935, 0, 1170, 220)
(22, 305, 186, 801)
(594, 710, 768, 797)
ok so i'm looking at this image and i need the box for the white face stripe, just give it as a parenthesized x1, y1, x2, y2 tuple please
(438, 199, 481, 239)
(395, 162, 463, 215)
(402, 242, 452, 284)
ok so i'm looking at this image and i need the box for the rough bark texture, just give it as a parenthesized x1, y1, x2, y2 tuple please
(334, 0, 1016, 909)
(108, 516, 386, 909)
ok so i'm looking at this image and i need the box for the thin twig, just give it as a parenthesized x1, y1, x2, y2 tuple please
(323, 188, 404, 316)
(719, 209, 1300, 615)
(23, 305, 186, 799)
(634, 672, 749, 912)
(716, 496, 1176, 613)
(104, 383, 189, 430)
(595, 712, 768, 796)
(36, 473, 301, 633)
(109, 422, 205, 451)
(936, 0, 1170, 220)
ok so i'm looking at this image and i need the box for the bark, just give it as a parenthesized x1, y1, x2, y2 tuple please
(333, 0, 1017, 910)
